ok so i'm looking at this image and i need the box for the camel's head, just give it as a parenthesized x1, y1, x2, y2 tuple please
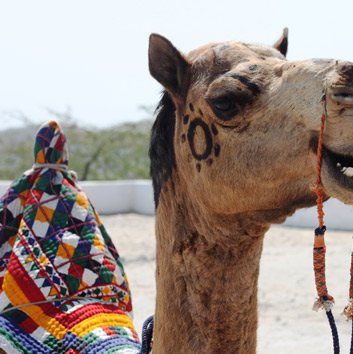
(148, 30, 353, 219)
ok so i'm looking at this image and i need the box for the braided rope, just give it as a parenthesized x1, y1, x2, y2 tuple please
(32, 163, 68, 171)
(312, 114, 340, 354)
(312, 114, 326, 230)
(139, 315, 154, 354)
(326, 309, 340, 353)
(313, 233, 331, 305)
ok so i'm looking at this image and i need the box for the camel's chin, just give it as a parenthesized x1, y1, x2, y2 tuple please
(321, 146, 353, 205)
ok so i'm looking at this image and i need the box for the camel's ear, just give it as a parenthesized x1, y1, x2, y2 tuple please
(273, 28, 288, 57)
(149, 34, 190, 101)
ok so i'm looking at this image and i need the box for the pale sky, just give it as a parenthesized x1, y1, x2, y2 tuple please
(1, 0, 353, 129)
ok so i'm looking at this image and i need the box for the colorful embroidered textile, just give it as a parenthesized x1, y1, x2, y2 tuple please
(0, 121, 141, 353)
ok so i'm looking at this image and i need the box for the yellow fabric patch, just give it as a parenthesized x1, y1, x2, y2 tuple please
(35, 206, 54, 222)
(39, 256, 48, 265)
(8, 235, 17, 248)
(36, 150, 46, 164)
(3, 271, 67, 340)
(76, 194, 88, 209)
(25, 254, 35, 263)
(49, 287, 59, 297)
(93, 234, 105, 252)
(56, 242, 76, 259)
(70, 313, 135, 337)
(93, 209, 102, 226)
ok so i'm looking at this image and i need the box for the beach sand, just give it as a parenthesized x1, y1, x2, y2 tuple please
(102, 213, 353, 353)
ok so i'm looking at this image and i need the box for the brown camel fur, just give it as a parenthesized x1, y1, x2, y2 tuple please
(148, 29, 353, 353)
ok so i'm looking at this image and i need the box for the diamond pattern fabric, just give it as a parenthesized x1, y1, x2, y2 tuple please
(0, 121, 140, 353)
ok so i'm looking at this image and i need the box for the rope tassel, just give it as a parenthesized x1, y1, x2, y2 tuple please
(342, 242, 353, 322)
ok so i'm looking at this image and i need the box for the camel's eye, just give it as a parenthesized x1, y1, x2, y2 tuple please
(206, 75, 258, 125)
(214, 98, 234, 112)
(208, 96, 241, 121)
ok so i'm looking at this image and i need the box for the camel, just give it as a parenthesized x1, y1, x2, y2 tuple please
(148, 29, 353, 353)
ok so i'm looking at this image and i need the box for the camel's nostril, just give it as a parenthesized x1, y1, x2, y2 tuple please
(338, 63, 353, 82)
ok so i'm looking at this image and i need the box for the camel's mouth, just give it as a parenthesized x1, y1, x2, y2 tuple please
(330, 86, 353, 105)
(322, 146, 353, 190)
(333, 92, 353, 105)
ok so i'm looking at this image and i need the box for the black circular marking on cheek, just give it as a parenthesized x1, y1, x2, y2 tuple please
(214, 144, 221, 157)
(187, 118, 213, 161)
(211, 124, 218, 136)
(196, 163, 201, 172)
(189, 103, 194, 112)
(184, 115, 189, 125)
(181, 134, 186, 143)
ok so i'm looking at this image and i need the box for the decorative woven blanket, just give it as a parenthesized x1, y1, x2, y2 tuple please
(0, 121, 141, 353)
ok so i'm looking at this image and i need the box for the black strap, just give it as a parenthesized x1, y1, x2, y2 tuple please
(139, 315, 154, 354)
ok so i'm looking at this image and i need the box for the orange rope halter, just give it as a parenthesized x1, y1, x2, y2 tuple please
(312, 114, 340, 353)
(312, 114, 334, 309)
(313, 114, 326, 230)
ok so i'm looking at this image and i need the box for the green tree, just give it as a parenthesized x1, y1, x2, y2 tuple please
(0, 108, 153, 181)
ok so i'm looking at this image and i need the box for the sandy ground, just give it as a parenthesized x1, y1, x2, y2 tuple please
(101, 213, 353, 354)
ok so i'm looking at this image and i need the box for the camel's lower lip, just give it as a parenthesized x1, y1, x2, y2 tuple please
(322, 146, 353, 190)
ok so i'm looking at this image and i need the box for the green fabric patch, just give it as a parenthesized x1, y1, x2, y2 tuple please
(59, 183, 72, 195)
(51, 209, 69, 227)
(82, 331, 100, 345)
(41, 239, 60, 260)
(42, 334, 62, 351)
(24, 206, 37, 222)
(65, 274, 80, 293)
(32, 246, 40, 258)
(72, 247, 87, 261)
(72, 255, 89, 268)
(63, 191, 77, 204)
(78, 225, 94, 242)
(0, 328, 34, 353)
(104, 344, 138, 353)
(33, 140, 42, 162)
(99, 265, 113, 284)
(12, 175, 32, 193)
(48, 148, 62, 164)
(32, 175, 50, 192)
(30, 262, 40, 272)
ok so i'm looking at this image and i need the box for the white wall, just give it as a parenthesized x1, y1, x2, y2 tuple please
(77, 180, 155, 215)
(283, 198, 353, 231)
(0, 180, 155, 216)
(0, 180, 351, 230)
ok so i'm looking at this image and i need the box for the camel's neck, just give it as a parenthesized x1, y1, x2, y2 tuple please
(153, 186, 270, 354)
